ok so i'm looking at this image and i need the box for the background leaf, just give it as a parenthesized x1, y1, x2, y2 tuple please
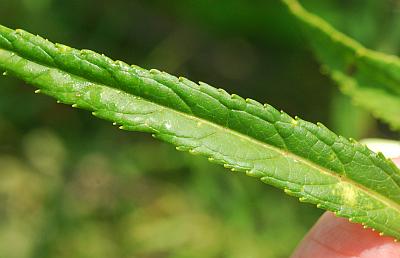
(283, 0, 400, 130)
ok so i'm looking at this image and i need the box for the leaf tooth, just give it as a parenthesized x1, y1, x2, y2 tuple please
(178, 76, 200, 90)
(149, 68, 161, 75)
(379, 232, 384, 236)
(231, 94, 245, 102)
(338, 135, 351, 144)
(55, 43, 71, 52)
(114, 60, 129, 68)
(79, 49, 91, 56)
(246, 169, 264, 178)
(15, 28, 24, 35)
(349, 138, 357, 144)
(245, 98, 263, 108)
(112, 122, 117, 126)
(34, 89, 41, 94)
(2, 71, 7, 76)
(283, 188, 296, 195)
(189, 149, 199, 155)
(175, 146, 189, 152)
(316, 203, 322, 208)
(223, 163, 232, 169)
(71, 104, 78, 108)
(375, 151, 393, 164)
(335, 210, 345, 217)
(299, 197, 306, 202)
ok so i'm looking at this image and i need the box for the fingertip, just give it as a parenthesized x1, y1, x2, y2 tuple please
(292, 157, 400, 258)
(393, 157, 400, 167)
(291, 212, 400, 258)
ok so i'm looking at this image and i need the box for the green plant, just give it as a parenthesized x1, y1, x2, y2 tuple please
(0, 0, 399, 241)
(283, 0, 400, 130)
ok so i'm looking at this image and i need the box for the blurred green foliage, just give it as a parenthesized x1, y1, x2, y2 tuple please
(0, 0, 399, 257)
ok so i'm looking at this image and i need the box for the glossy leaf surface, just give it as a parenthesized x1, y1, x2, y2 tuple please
(1, 24, 400, 239)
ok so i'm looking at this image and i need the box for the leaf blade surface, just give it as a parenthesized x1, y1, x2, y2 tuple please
(1, 24, 400, 238)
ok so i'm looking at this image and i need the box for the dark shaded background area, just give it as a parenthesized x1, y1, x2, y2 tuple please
(0, 1, 399, 257)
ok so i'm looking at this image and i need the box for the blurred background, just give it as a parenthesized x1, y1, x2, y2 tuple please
(1, 0, 400, 257)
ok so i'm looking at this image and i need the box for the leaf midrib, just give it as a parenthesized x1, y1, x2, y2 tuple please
(1, 46, 399, 217)
(174, 105, 400, 215)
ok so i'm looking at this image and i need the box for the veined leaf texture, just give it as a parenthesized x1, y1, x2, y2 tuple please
(0, 12, 400, 240)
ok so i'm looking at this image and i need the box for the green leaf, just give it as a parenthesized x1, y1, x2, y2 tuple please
(282, 0, 400, 131)
(1, 24, 400, 239)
